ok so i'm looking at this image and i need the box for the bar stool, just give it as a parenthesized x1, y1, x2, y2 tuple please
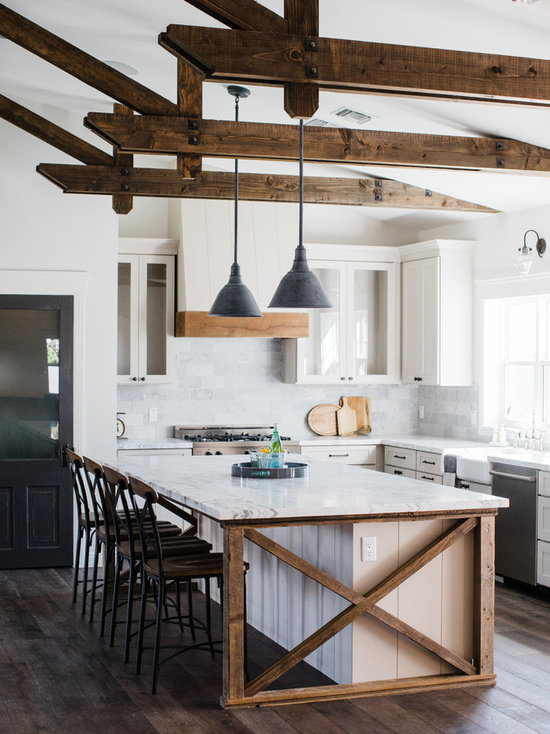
(83, 458, 183, 638)
(65, 448, 98, 616)
(102, 466, 214, 663)
(128, 475, 238, 694)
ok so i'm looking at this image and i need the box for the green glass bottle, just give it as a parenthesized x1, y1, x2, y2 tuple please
(269, 423, 283, 453)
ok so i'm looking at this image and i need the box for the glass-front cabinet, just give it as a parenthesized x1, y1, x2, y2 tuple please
(117, 242, 176, 384)
(284, 248, 400, 384)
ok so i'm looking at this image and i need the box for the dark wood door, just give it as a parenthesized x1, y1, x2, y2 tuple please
(0, 295, 73, 568)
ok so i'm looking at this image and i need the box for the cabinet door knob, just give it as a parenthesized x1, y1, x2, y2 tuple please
(131, 377, 137, 381)
(414, 376, 423, 382)
(394, 470, 403, 475)
(140, 377, 146, 381)
(348, 377, 353, 380)
(340, 376, 346, 381)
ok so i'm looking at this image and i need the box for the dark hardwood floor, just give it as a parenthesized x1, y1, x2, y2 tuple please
(1, 569, 549, 734)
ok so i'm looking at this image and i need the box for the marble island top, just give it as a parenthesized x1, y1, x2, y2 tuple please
(115, 453, 508, 524)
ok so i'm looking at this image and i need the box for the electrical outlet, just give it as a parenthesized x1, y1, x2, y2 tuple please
(148, 407, 158, 423)
(470, 408, 477, 426)
(419, 403, 424, 420)
(361, 536, 377, 562)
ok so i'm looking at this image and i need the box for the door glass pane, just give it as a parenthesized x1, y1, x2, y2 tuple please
(302, 268, 340, 377)
(353, 269, 387, 376)
(118, 262, 132, 375)
(0, 309, 60, 459)
(504, 364, 535, 422)
(146, 262, 167, 375)
(506, 301, 537, 361)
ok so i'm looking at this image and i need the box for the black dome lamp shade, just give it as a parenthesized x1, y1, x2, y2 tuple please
(269, 119, 332, 309)
(209, 86, 262, 318)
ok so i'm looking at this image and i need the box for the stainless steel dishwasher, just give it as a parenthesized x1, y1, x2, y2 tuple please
(490, 462, 537, 585)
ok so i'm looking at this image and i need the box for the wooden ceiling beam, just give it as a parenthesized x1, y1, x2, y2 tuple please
(35, 165, 497, 212)
(0, 3, 177, 116)
(84, 113, 550, 174)
(181, 0, 287, 33)
(177, 61, 204, 179)
(0, 94, 113, 166)
(283, 0, 319, 118)
(111, 104, 134, 214)
(159, 26, 550, 106)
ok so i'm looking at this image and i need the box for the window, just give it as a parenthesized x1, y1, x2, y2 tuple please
(483, 295, 550, 428)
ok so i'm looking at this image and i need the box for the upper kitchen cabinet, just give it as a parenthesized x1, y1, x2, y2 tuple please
(284, 245, 400, 384)
(400, 240, 475, 386)
(117, 238, 177, 384)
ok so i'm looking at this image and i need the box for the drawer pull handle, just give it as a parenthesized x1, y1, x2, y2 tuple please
(329, 453, 349, 457)
(459, 482, 470, 489)
(421, 475, 434, 481)
(394, 470, 403, 475)
(422, 460, 436, 465)
(489, 470, 536, 482)
(393, 454, 406, 460)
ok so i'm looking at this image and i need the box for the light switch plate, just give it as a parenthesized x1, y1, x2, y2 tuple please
(148, 407, 158, 422)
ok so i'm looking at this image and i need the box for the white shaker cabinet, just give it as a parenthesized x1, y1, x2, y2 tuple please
(284, 245, 400, 384)
(117, 239, 176, 384)
(400, 240, 475, 386)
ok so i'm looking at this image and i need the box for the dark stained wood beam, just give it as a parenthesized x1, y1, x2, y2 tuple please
(0, 3, 177, 115)
(177, 60, 204, 179)
(0, 94, 112, 165)
(283, 0, 319, 118)
(36, 165, 498, 212)
(159, 26, 550, 106)
(182, 0, 287, 33)
(84, 113, 550, 174)
(111, 104, 134, 214)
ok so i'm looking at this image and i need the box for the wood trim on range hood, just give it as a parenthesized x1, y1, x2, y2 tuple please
(175, 310, 309, 338)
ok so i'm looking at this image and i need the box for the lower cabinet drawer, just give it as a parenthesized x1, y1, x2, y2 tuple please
(415, 471, 443, 485)
(538, 540, 550, 587)
(384, 466, 416, 479)
(384, 446, 416, 470)
(416, 451, 443, 476)
(456, 480, 492, 494)
(538, 495, 550, 543)
(539, 471, 550, 498)
(303, 445, 377, 465)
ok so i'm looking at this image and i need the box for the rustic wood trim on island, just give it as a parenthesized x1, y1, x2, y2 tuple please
(221, 511, 497, 709)
(175, 310, 309, 338)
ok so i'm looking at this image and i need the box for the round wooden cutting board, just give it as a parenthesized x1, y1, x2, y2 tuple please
(307, 403, 339, 436)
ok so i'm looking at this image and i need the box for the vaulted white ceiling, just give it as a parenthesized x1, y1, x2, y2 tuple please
(2, 0, 550, 231)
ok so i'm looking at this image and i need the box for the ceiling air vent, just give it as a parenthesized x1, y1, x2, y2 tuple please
(331, 106, 374, 125)
(304, 118, 335, 127)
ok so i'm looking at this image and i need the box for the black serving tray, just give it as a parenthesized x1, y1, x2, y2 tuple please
(231, 462, 308, 479)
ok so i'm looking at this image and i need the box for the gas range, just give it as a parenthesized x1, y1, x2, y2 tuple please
(174, 425, 294, 456)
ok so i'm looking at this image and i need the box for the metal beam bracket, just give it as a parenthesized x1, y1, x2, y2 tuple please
(188, 119, 200, 130)
(305, 38, 318, 52)
(495, 141, 505, 151)
(425, 189, 432, 197)
(496, 158, 505, 168)
(189, 134, 200, 145)
(306, 64, 319, 78)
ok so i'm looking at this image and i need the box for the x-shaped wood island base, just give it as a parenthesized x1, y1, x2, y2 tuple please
(221, 512, 496, 709)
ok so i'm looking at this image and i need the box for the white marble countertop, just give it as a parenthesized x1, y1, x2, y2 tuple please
(115, 453, 508, 523)
(117, 438, 194, 450)
(118, 434, 488, 453)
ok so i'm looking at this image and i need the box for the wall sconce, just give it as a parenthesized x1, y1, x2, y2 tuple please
(514, 229, 546, 274)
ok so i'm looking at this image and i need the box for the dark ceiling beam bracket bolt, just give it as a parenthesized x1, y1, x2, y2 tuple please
(121, 183, 130, 191)
(121, 168, 130, 176)
(305, 38, 318, 51)
(425, 189, 432, 197)
(496, 141, 505, 151)
(496, 158, 506, 168)
(306, 64, 319, 78)
(189, 134, 200, 145)
(188, 119, 200, 130)
(375, 180, 382, 187)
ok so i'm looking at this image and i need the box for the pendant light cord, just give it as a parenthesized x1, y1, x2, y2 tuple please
(233, 94, 239, 266)
(298, 118, 304, 251)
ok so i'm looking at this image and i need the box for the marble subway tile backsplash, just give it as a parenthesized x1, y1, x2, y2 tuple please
(118, 339, 482, 442)
(118, 339, 420, 441)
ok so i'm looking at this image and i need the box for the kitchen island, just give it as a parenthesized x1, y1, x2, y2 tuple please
(116, 453, 508, 709)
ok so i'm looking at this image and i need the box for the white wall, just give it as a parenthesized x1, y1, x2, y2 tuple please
(0, 106, 118, 461)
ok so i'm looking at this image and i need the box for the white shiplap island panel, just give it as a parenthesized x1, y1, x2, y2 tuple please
(115, 453, 507, 708)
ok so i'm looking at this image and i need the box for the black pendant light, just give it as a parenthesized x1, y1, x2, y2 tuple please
(269, 119, 332, 309)
(209, 86, 262, 318)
